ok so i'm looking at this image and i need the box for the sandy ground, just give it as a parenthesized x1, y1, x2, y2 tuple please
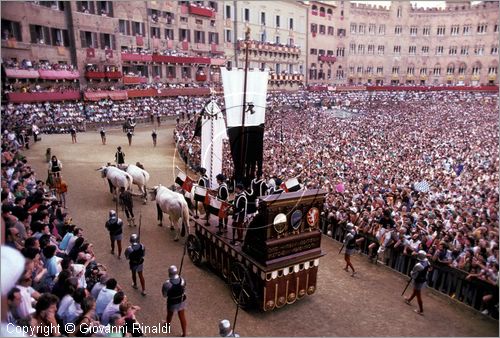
(23, 122, 498, 337)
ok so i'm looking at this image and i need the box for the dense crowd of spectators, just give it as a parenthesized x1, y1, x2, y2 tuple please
(1, 121, 144, 336)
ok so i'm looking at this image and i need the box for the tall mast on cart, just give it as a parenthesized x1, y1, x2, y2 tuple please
(239, 27, 251, 187)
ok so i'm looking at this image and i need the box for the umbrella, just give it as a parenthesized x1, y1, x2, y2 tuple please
(414, 180, 430, 193)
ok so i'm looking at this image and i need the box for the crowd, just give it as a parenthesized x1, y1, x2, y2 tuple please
(175, 90, 498, 314)
(1, 121, 148, 336)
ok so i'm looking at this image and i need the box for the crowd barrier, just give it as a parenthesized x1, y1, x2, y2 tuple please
(319, 216, 499, 317)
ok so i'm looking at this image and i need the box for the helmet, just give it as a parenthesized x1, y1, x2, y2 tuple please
(417, 250, 427, 261)
(219, 319, 232, 337)
(168, 265, 179, 280)
(109, 210, 117, 219)
(130, 234, 139, 244)
(346, 223, 354, 231)
(216, 174, 226, 182)
(199, 167, 207, 175)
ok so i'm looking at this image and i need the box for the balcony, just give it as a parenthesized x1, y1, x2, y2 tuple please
(188, 4, 215, 18)
(7, 91, 81, 103)
(1, 39, 31, 50)
(85, 71, 106, 79)
(152, 54, 211, 65)
(196, 73, 207, 81)
(38, 70, 80, 80)
(5, 69, 40, 79)
(105, 71, 122, 79)
(319, 55, 337, 63)
(238, 40, 301, 56)
(121, 52, 153, 62)
(123, 75, 147, 84)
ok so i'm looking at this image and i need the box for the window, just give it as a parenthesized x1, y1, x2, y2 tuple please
(336, 68, 344, 79)
(393, 45, 401, 54)
(327, 50, 334, 56)
(319, 25, 326, 34)
(327, 26, 334, 35)
(376, 67, 383, 75)
(244, 8, 250, 22)
(30, 25, 51, 44)
(368, 24, 376, 34)
(349, 43, 356, 54)
(451, 25, 459, 35)
(436, 45, 443, 55)
(97, 1, 113, 16)
(421, 46, 429, 54)
(433, 67, 441, 76)
(491, 45, 498, 55)
(165, 28, 174, 40)
(318, 49, 325, 56)
(208, 32, 219, 44)
(79, 30, 97, 48)
(208, 1, 217, 11)
(446, 65, 454, 75)
(38, 1, 64, 10)
(357, 66, 363, 74)
(394, 25, 402, 35)
(336, 47, 345, 57)
(472, 65, 481, 75)
(407, 67, 414, 75)
(289, 18, 293, 30)
(488, 66, 497, 75)
(195, 19, 203, 25)
(397, 7, 402, 18)
(420, 68, 427, 75)
(260, 12, 266, 25)
(458, 65, 466, 75)
(350, 23, 357, 34)
(463, 24, 471, 35)
(225, 5, 231, 19)
(275, 36, 280, 44)
(1, 20, 22, 41)
(437, 26, 445, 36)
(99, 33, 115, 50)
(310, 48, 317, 55)
(150, 27, 160, 39)
(448, 46, 457, 55)
(358, 24, 365, 34)
(132, 21, 144, 36)
(366, 66, 373, 74)
(409, 46, 416, 54)
(275, 15, 280, 28)
(477, 24, 487, 34)
(77, 1, 95, 14)
(311, 24, 317, 33)
(50, 28, 69, 46)
(392, 67, 399, 75)
(119, 20, 130, 35)
(225, 29, 232, 42)
(378, 25, 385, 35)
(357, 44, 365, 54)
(349, 66, 355, 74)
(179, 28, 190, 42)
(474, 45, 484, 55)
(378, 45, 385, 55)
(495, 24, 498, 33)
(367, 44, 374, 54)
(460, 46, 469, 55)
(423, 26, 431, 36)
(337, 28, 346, 37)
(410, 26, 417, 36)
(194, 30, 205, 43)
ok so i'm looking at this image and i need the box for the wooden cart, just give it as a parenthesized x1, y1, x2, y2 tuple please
(187, 189, 327, 310)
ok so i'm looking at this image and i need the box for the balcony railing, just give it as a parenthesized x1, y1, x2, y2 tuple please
(319, 55, 337, 63)
(121, 52, 153, 62)
(188, 4, 215, 18)
(151, 54, 211, 64)
(238, 40, 301, 55)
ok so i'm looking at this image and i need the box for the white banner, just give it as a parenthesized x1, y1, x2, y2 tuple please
(201, 101, 226, 188)
(221, 67, 269, 127)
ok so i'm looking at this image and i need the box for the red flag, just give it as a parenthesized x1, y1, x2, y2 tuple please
(280, 182, 288, 192)
(219, 201, 230, 219)
(86, 48, 95, 58)
(105, 49, 113, 59)
(204, 193, 211, 206)
(182, 176, 193, 192)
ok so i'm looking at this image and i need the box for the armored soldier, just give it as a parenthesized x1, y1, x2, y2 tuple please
(216, 174, 229, 235)
(100, 127, 106, 145)
(247, 174, 268, 215)
(231, 184, 247, 245)
(405, 250, 429, 315)
(219, 319, 239, 337)
(343, 223, 357, 276)
(105, 210, 123, 259)
(162, 265, 187, 337)
(125, 234, 146, 296)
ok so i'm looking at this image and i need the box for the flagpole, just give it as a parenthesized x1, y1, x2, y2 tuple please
(239, 27, 251, 186)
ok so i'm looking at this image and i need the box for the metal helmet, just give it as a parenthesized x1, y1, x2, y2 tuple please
(346, 223, 354, 232)
(130, 234, 139, 244)
(219, 319, 232, 337)
(417, 250, 427, 261)
(168, 265, 179, 280)
(109, 210, 117, 219)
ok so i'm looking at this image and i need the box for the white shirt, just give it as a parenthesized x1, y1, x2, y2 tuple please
(16, 285, 36, 319)
(95, 288, 117, 318)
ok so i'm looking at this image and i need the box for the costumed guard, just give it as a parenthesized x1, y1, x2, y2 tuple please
(105, 210, 123, 259)
(195, 167, 209, 219)
(247, 174, 267, 215)
(219, 319, 239, 337)
(162, 265, 187, 337)
(404, 250, 429, 315)
(231, 184, 247, 245)
(125, 234, 146, 296)
(343, 223, 357, 277)
(216, 174, 229, 235)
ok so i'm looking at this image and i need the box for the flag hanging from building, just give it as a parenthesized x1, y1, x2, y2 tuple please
(201, 100, 227, 188)
(86, 48, 95, 58)
(105, 49, 113, 59)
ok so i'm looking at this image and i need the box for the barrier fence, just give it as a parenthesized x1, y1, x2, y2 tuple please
(319, 215, 499, 318)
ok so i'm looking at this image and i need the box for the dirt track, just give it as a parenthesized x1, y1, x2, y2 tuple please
(24, 122, 498, 337)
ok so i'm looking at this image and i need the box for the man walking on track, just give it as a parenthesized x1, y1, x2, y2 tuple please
(100, 127, 106, 145)
(162, 265, 187, 337)
(343, 223, 357, 277)
(125, 234, 146, 296)
(70, 125, 77, 143)
(404, 250, 429, 315)
(105, 209, 123, 259)
(152, 129, 157, 147)
(127, 129, 133, 146)
(115, 146, 125, 167)
(119, 187, 135, 227)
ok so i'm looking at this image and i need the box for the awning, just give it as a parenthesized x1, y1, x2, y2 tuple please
(319, 55, 337, 63)
(5, 69, 40, 79)
(188, 4, 214, 17)
(152, 54, 211, 64)
(85, 71, 106, 79)
(7, 91, 81, 103)
(84, 90, 128, 101)
(123, 76, 147, 84)
(38, 70, 80, 80)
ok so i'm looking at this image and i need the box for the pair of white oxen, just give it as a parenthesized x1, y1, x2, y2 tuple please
(97, 164, 190, 241)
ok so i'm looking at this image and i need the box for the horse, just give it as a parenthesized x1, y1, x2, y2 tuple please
(122, 118, 137, 133)
(97, 165, 133, 203)
(148, 185, 190, 241)
(120, 163, 150, 204)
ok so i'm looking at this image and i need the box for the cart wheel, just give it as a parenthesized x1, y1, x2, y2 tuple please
(187, 234, 202, 266)
(229, 262, 257, 309)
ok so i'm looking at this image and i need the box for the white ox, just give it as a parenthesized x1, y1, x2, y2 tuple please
(97, 165, 133, 202)
(122, 163, 150, 204)
(149, 185, 191, 241)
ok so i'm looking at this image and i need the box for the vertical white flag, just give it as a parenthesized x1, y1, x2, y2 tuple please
(201, 101, 227, 188)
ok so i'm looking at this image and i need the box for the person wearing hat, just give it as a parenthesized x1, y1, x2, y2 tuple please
(115, 146, 125, 167)
(216, 174, 229, 235)
(231, 183, 247, 245)
(105, 210, 124, 259)
(342, 222, 357, 277)
(219, 319, 239, 337)
(125, 234, 146, 296)
(404, 250, 430, 315)
(162, 265, 187, 337)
